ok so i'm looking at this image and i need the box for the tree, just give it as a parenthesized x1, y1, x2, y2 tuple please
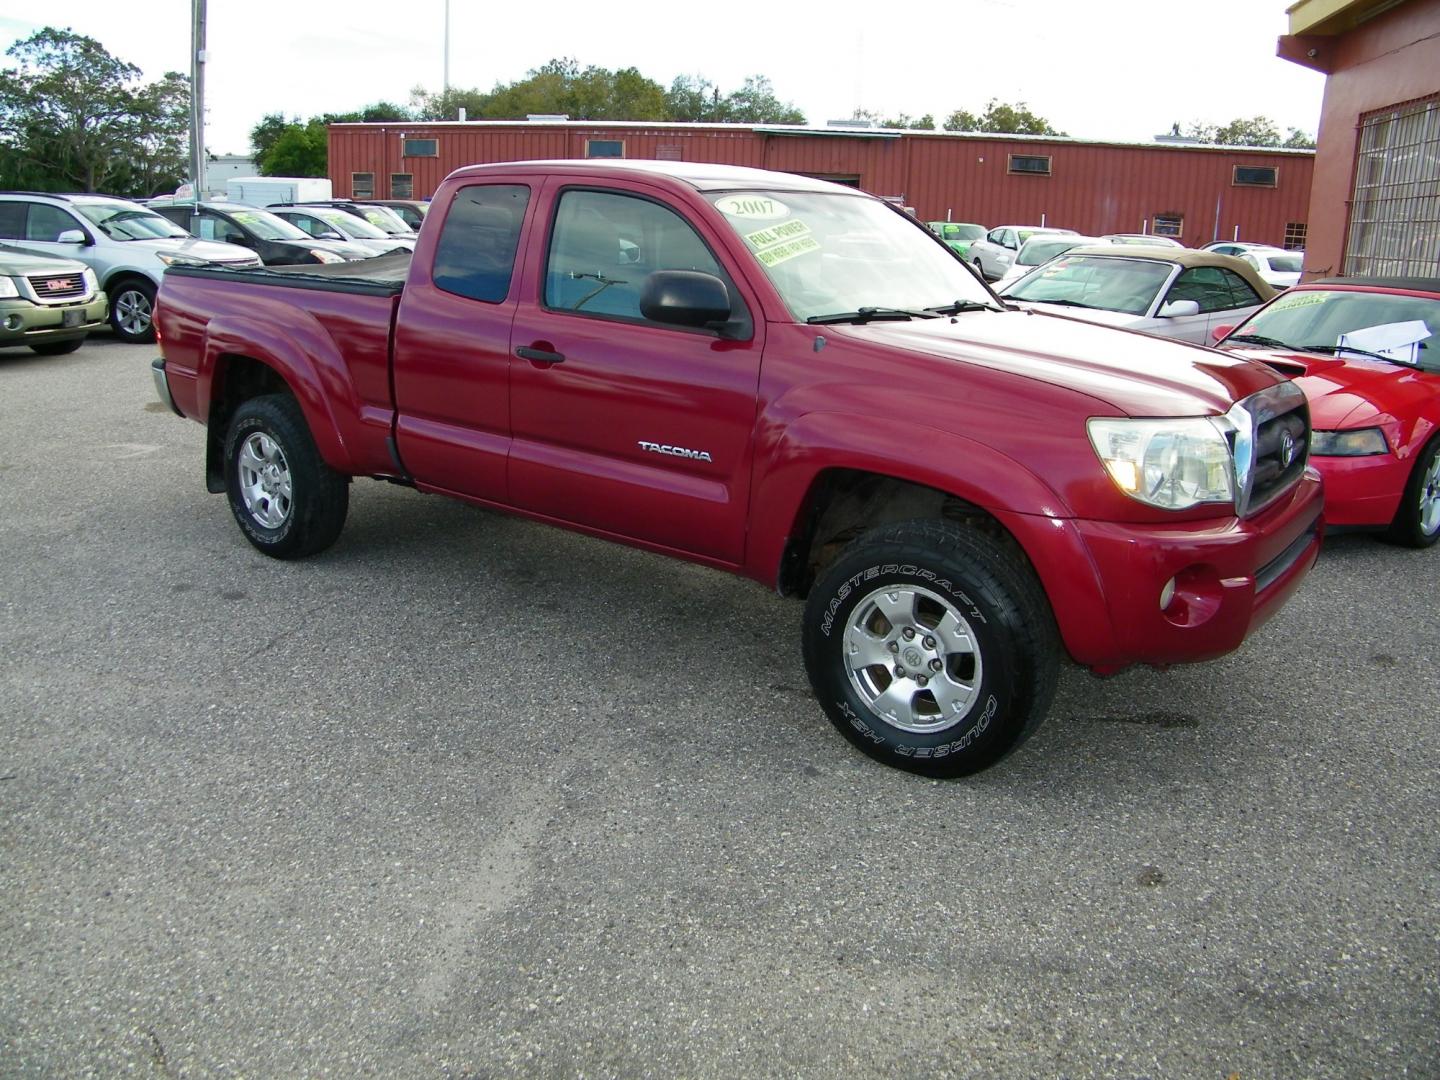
(718, 75, 805, 124)
(1182, 116, 1315, 149)
(261, 120, 328, 176)
(943, 100, 1064, 136)
(853, 108, 935, 130)
(0, 28, 189, 194)
(666, 74, 723, 122)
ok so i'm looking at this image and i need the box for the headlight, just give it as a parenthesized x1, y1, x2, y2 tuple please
(309, 249, 343, 264)
(0, 277, 18, 299)
(1311, 427, 1388, 456)
(1088, 416, 1235, 510)
(156, 252, 208, 267)
(82, 268, 98, 292)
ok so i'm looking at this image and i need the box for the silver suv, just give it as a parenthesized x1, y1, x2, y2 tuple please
(0, 192, 261, 343)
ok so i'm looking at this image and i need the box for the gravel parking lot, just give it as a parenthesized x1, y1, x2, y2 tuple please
(2, 336, 1437, 1079)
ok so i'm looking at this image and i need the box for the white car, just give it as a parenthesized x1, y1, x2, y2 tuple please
(1201, 240, 1281, 257)
(1102, 233, 1186, 248)
(999, 247, 1276, 345)
(1237, 247, 1304, 290)
(966, 224, 1077, 281)
(268, 206, 416, 256)
(995, 234, 1107, 289)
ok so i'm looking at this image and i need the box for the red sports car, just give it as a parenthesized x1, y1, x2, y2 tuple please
(1215, 277, 1440, 547)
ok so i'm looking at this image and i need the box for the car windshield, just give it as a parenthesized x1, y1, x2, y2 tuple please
(310, 208, 388, 238)
(1227, 288, 1440, 370)
(1016, 237, 1081, 266)
(358, 206, 410, 234)
(73, 201, 190, 241)
(710, 191, 994, 321)
(227, 208, 310, 241)
(1002, 254, 1173, 316)
(1266, 253, 1302, 273)
(943, 223, 984, 241)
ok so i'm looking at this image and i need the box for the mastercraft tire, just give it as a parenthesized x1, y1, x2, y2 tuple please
(109, 278, 157, 344)
(802, 520, 1059, 777)
(1386, 435, 1440, 548)
(223, 394, 349, 559)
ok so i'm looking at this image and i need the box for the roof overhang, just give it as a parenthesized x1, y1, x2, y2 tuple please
(1286, 0, 1407, 36)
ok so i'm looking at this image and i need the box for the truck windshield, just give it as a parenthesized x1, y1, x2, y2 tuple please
(709, 191, 994, 321)
(73, 202, 190, 241)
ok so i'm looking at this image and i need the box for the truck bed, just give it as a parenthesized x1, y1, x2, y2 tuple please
(165, 251, 412, 295)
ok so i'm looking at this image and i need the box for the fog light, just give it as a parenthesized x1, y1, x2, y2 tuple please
(1159, 577, 1176, 611)
(4, 314, 20, 331)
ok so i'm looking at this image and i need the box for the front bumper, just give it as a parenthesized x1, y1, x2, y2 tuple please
(0, 294, 108, 345)
(151, 357, 183, 417)
(1310, 454, 1404, 529)
(998, 469, 1324, 671)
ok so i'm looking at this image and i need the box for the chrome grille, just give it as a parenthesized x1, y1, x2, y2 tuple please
(1224, 381, 1311, 517)
(28, 272, 88, 303)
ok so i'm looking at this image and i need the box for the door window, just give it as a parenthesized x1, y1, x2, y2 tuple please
(26, 203, 82, 242)
(432, 184, 530, 303)
(1217, 268, 1262, 308)
(198, 213, 245, 245)
(543, 189, 726, 323)
(1166, 267, 1234, 313)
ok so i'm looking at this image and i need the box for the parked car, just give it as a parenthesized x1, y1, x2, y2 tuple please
(0, 244, 107, 356)
(267, 205, 416, 256)
(926, 221, 985, 257)
(1000, 247, 1275, 344)
(1202, 240, 1282, 257)
(995, 234, 1107, 289)
(148, 200, 374, 266)
(1236, 247, 1304, 290)
(275, 200, 416, 240)
(0, 192, 261, 343)
(966, 225, 1078, 281)
(1215, 277, 1440, 547)
(1102, 233, 1186, 248)
(364, 199, 428, 231)
(151, 159, 1322, 779)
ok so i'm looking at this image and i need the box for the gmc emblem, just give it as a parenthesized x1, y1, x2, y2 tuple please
(47, 278, 71, 290)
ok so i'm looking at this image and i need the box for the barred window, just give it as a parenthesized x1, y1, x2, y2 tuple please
(1283, 222, 1307, 250)
(1345, 97, 1440, 276)
(351, 172, 374, 199)
(1153, 213, 1183, 237)
(391, 174, 414, 199)
(1008, 155, 1052, 176)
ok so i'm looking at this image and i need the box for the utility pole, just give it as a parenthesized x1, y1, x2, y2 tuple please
(443, 0, 450, 98)
(190, 0, 207, 205)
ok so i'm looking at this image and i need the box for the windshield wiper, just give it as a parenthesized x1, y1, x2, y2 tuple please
(924, 300, 996, 315)
(1026, 298, 1096, 309)
(806, 306, 940, 325)
(1225, 332, 1290, 348)
(1299, 342, 1411, 364)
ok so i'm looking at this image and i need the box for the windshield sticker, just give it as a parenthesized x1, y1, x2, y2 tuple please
(717, 195, 791, 220)
(755, 235, 820, 267)
(1268, 293, 1328, 312)
(744, 219, 812, 250)
(1336, 319, 1431, 364)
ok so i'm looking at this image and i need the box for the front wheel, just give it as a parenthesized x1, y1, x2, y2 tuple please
(1386, 436, 1440, 548)
(223, 394, 349, 558)
(109, 278, 157, 344)
(802, 520, 1059, 777)
(30, 337, 85, 356)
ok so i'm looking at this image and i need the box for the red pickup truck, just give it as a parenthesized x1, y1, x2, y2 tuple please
(152, 160, 1322, 777)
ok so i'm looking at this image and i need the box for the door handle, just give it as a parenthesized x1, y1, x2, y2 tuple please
(515, 345, 565, 364)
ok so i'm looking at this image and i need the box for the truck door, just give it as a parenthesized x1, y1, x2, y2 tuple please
(506, 182, 765, 565)
(391, 180, 537, 501)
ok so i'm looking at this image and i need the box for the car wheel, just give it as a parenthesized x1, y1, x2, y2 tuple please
(109, 278, 157, 344)
(223, 393, 349, 559)
(1385, 435, 1440, 548)
(971, 256, 987, 280)
(29, 337, 85, 356)
(801, 520, 1059, 777)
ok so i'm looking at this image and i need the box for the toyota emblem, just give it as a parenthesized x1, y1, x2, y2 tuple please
(1280, 429, 1297, 468)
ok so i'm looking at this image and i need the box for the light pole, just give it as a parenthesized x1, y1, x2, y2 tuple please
(443, 0, 450, 98)
(189, 0, 207, 205)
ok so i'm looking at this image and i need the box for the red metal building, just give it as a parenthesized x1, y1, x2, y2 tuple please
(1280, 0, 1440, 278)
(327, 121, 1314, 250)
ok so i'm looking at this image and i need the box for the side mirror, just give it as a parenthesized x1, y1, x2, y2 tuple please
(640, 270, 731, 330)
(1158, 299, 1200, 318)
(320, 231, 344, 241)
(56, 229, 87, 245)
(1211, 324, 1235, 343)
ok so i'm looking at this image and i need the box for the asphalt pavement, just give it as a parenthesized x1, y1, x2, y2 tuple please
(2, 336, 1436, 1078)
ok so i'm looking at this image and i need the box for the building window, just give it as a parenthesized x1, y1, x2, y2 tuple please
(1153, 213, 1183, 237)
(391, 174, 414, 199)
(351, 173, 374, 199)
(1283, 222, 1307, 250)
(1346, 96, 1440, 276)
(1233, 165, 1278, 187)
(402, 138, 438, 157)
(1008, 155, 1052, 176)
(585, 139, 624, 158)
(655, 144, 683, 161)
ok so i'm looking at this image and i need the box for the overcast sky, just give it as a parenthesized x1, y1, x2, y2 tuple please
(2, 0, 1327, 155)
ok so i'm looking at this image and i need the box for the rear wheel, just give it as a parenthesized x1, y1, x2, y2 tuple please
(1386, 436, 1440, 548)
(109, 278, 157, 344)
(223, 393, 349, 558)
(802, 520, 1059, 777)
(30, 337, 85, 356)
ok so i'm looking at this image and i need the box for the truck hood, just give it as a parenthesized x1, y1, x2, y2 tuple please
(1220, 345, 1439, 429)
(0, 244, 89, 276)
(850, 307, 1278, 416)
